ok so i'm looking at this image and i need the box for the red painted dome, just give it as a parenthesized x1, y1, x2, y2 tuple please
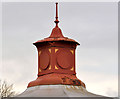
(33, 26, 80, 45)
(50, 26, 64, 38)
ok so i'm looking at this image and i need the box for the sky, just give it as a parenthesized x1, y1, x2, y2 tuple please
(0, 1, 118, 97)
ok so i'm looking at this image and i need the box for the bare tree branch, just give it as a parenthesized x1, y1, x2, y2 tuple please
(0, 80, 16, 98)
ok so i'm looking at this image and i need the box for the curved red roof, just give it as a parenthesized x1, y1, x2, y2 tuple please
(34, 26, 80, 45)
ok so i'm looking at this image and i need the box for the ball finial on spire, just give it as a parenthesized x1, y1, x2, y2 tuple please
(54, 2, 59, 27)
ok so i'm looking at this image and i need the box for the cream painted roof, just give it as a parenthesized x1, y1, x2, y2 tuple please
(17, 85, 102, 97)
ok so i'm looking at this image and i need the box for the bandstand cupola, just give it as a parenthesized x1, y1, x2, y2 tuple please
(28, 3, 85, 88)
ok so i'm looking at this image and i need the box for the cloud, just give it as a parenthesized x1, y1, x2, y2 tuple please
(1, 59, 38, 93)
(106, 88, 118, 97)
(76, 71, 118, 97)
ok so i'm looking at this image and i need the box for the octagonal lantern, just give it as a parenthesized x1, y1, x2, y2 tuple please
(34, 28, 79, 77)
(27, 3, 85, 88)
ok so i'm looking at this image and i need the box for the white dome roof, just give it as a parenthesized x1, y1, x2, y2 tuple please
(17, 85, 101, 97)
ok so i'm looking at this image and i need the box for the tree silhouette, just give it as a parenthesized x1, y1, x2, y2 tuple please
(0, 80, 16, 98)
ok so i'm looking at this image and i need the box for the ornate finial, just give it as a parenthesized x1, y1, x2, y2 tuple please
(54, 2, 59, 27)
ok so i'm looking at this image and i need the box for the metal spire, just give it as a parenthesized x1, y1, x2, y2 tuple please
(54, 2, 59, 27)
